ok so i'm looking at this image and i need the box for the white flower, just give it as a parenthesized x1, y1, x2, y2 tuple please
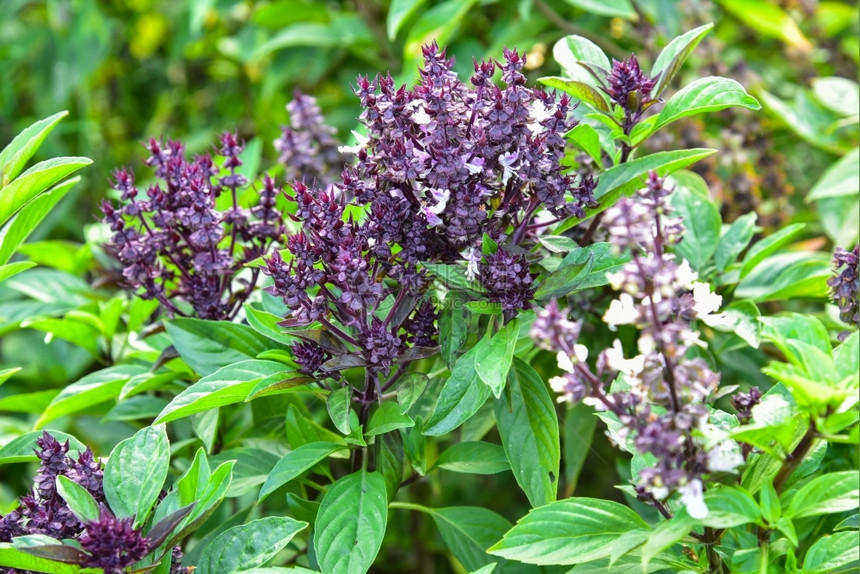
(461, 248, 481, 281)
(691, 281, 728, 327)
(679, 479, 709, 520)
(674, 259, 698, 290)
(499, 151, 519, 184)
(427, 188, 449, 214)
(412, 105, 432, 125)
(606, 270, 626, 290)
(604, 339, 644, 376)
(337, 130, 370, 155)
(464, 156, 485, 174)
(603, 293, 638, 328)
(707, 441, 744, 473)
(527, 99, 553, 135)
(556, 347, 588, 375)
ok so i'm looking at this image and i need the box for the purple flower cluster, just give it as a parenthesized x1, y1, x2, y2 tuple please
(342, 43, 595, 260)
(0, 432, 189, 574)
(480, 248, 536, 318)
(264, 44, 593, 379)
(0, 432, 105, 543)
(531, 173, 741, 520)
(596, 54, 659, 134)
(274, 91, 350, 188)
(101, 133, 285, 320)
(79, 507, 149, 574)
(828, 244, 859, 338)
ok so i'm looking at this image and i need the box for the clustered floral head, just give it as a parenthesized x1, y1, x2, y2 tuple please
(101, 132, 285, 320)
(263, 43, 598, 382)
(0, 432, 188, 574)
(828, 244, 859, 340)
(532, 172, 744, 520)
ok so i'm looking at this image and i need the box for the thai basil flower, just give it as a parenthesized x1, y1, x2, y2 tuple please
(0, 432, 105, 543)
(79, 507, 149, 574)
(274, 91, 350, 188)
(480, 247, 536, 318)
(531, 172, 741, 520)
(594, 54, 659, 135)
(828, 244, 859, 338)
(101, 133, 284, 320)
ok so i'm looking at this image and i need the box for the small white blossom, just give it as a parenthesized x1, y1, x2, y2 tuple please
(499, 151, 518, 184)
(412, 105, 432, 125)
(604, 293, 638, 328)
(674, 259, 698, 290)
(679, 479, 708, 519)
(527, 99, 553, 135)
(461, 248, 481, 281)
(707, 441, 744, 473)
(464, 157, 485, 174)
(337, 130, 370, 155)
(604, 339, 645, 376)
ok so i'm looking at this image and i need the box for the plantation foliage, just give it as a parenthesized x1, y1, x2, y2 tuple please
(0, 1, 858, 574)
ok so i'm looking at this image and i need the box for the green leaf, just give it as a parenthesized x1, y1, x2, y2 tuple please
(374, 431, 404, 500)
(670, 177, 721, 270)
(104, 425, 170, 527)
(196, 517, 308, 574)
(563, 403, 597, 496)
(494, 359, 560, 507)
(396, 373, 429, 414)
(427, 506, 521, 573)
(807, 148, 859, 202)
(259, 442, 345, 502)
(0, 543, 83, 574)
(759, 481, 780, 525)
(244, 305, 297, 347)
(651, 76, 760, 135)
(552, 34, 610, 86)
(639, 510, 697, 569)
(650, 23, 713, 97)
(737, 252, 831, 302)
(0, 261, 36, 283)
(557, 149, 717, 233)
(566, 124, 604, 165)
(802, 531, 860, 573)
(55, 475, 100, 523)
(474, 320, 519, 398)
(538, 77, 609, 111)
(165, 318, 277, 376)
(739, 223, 805, 278)
(0, 111, 69, 186)
(701, 486, 762, 528)
(0, 157, 92, 229)
(155, 360, 290, 424)
(327, 385, 352, 435)
(716, 0, 811, 50)
(0, 177, 78, 266)
(403, 0, 478, 60)
(0, 367, 21, 387)
(535, 253, 595, 300)
(715, 212, 757, 272)
(562, 0, 636, 19)
(433, 441, 511, 475)
(439, 290, 468, 368)
(785, 471, 860, 519)
(811, 76, 860, 117)
(35, 364, 148, 429)
(488, 498, 648, 564)
(387, 0, 426, 40)
(424, 345, 490, 436)
(314, 470, 388, 574)
(366, 402, 415, 436)
(558, 242, 631, 290)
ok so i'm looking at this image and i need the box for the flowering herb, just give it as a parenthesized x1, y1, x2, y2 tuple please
(101, 133, 285, 320)
(0, 432, 191, 574)
(274, 91, 350, 188)
(829, 244, 859, 339)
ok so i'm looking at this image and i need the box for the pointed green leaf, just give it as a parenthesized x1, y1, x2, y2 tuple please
(424, 345, 490, 436)
(651, 23, 713, 96)
(259, 442, 345, 502)
(0, 111, 69, 185)
(197, 517, 308, 574)
(104, 425, 170, 528)
(55, 475, 100, 523)
(314, 470, 388, 574)
(494, 359, 560, 507)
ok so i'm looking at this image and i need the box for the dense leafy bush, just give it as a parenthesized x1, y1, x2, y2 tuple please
(0, 2, 857, 574)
